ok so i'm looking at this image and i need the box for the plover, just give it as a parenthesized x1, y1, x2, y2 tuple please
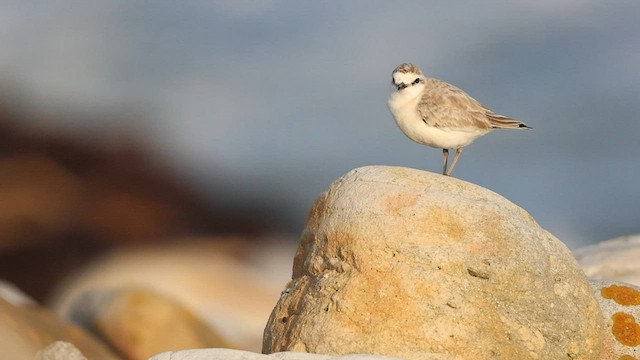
(388, 63, 531, 176)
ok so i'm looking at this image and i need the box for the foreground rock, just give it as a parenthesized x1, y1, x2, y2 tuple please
(575, 235, 640, 286)
(51, 237, 295, 351)
(150, 349, 403, 360)
(0, 282, 121, 360)
(68, 287, 233, 360)
(35, 341, 88, 360)
(590, 280, 640, 360)
(263, 166, 603, 360)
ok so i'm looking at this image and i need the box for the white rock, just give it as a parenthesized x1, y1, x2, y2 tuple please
(588, 280, 640, 360)
(35, 341, 88, 360)
(574, 234, 640, 285)
(149, 349, 404, 360)
(0, 279, 35, 306)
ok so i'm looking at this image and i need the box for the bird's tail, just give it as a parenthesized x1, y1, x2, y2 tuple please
(487, 113, 532, 129)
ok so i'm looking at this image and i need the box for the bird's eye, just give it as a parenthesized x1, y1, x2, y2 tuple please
(412, 78, 420, 85)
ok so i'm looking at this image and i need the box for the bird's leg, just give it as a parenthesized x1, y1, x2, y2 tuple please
(445, 147, 464, 176)
(442, 149, 449, 175)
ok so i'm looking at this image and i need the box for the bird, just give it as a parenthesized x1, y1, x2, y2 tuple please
(387, 63, 531, 176)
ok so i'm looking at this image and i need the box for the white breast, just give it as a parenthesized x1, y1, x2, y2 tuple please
(387, 88, 489, 149)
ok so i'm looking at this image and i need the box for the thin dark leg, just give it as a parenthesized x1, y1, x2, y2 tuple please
(445, 147, 463, 176)
(442, 148, 449, 175)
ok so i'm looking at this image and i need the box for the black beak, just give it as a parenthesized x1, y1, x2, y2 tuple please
(396, 83, 408, 91)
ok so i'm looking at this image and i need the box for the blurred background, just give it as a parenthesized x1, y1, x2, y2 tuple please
(0, 1, 639, 305)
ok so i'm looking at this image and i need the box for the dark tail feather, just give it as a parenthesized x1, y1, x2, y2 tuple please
(488, 113, 532, 129)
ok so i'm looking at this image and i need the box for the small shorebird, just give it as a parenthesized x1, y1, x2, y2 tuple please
(387, 63, 531, 176)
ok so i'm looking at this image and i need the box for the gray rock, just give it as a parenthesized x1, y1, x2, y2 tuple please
(263, 166, 603, 360)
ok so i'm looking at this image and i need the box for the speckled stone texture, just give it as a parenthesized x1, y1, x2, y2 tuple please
(150, 349, 403, 360)
(35, 341, 88, 360)
(263, 166, 603, 360)
(589, 280, 640, 360)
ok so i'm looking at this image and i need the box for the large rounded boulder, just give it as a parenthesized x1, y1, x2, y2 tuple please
(263, 166, 603, 360)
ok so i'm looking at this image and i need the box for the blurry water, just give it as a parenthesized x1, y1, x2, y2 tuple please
(0, 1, 639, 248)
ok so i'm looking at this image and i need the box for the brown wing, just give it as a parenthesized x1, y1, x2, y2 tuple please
(418, 78, 530, 130)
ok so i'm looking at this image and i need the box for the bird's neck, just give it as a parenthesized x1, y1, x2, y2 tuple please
(388, 84, 424, 110)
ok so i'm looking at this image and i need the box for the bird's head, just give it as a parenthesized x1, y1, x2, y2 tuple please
(391, 63, 425, 92)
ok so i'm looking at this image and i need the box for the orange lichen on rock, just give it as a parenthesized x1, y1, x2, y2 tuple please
(618, 354, 637, 360)
(602, 285, 640, 306)
(612, 312, 640, 347)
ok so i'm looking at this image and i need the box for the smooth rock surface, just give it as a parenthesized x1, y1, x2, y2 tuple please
(0, 287, 121, 360)
(0, 279, 35, 306)
(150, 349, 404, 360)
(35, 341, 88, 360)
(73, 287, 233, 360)
(263, 166, 603, 360)
(589, 280, 640, 360)
(50, 237, 295, 351)
(575, 235, 640, 286)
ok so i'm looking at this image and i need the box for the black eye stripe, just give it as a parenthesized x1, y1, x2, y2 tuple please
(412, 78, 420, 85)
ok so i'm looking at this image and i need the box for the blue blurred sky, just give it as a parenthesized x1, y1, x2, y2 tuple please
(1, 1, 639, 248)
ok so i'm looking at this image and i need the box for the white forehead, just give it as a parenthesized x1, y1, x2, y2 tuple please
(393, 71, 421, 84)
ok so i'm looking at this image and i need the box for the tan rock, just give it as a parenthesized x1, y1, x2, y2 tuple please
(0, 284, 121, 360)
(589, 280, 640, 360)
(50, 237, 295, 351)
(575, 235, 640, 286)
(263, 166, 603, 360)
(81, 287, 234, 360)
